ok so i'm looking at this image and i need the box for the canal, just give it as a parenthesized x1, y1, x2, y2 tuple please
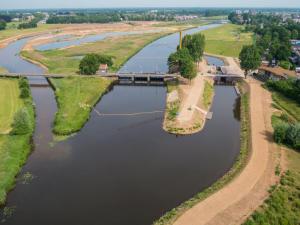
(0, 24, 240, 225)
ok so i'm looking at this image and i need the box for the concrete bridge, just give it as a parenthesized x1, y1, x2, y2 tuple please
(0, 72, 244, 84)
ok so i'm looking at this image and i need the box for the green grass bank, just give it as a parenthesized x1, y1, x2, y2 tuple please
(49, 76, 114, 135)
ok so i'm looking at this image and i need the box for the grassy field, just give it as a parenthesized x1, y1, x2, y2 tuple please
(0, 24, 66, 41)
(21, 31, 172, 74)
(201, 24, 253, 57)
(244, 89, 300, 225)
(0, 78, 24, 134)
(0, 77, 35, 205)
(156, 81, 251, 225)
(49, 76, 114, 135)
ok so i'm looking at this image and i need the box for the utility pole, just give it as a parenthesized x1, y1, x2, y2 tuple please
(179, 31, 182, 49)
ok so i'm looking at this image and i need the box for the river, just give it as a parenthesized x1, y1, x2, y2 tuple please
(0, 23, 240, 225)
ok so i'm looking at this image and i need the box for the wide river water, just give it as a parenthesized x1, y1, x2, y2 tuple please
(0, 24, 240, 225)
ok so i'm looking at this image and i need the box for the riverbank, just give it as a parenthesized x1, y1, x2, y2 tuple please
(49, 76, 114, 136)
(155, 80, 251, 224)
(157, 78, 279, 225)
(0, 77, 35, 205)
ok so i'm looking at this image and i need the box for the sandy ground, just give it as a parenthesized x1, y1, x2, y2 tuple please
(177, 75, 206, 123)
(0, 21, 174, 50)
(22, 22, 181, 51)
(173, 77, 280, 225)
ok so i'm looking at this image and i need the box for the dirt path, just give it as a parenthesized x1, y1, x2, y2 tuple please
(177, 75, 205, 123)
(173, 78, 278, 225)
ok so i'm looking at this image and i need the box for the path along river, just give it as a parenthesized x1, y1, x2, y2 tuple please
(0, 24, 240, 225)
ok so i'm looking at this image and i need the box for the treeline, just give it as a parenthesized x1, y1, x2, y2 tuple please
(47, 13, 121, 24)
(168, 33, 205, 80)
(46, 13, 175, 24)
(229, 13, 300, 69)
(266, 79, 300, 150)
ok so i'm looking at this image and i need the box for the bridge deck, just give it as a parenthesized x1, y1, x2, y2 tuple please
(0, 72, 244, 79)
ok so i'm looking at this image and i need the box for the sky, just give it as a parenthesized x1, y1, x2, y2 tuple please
(0, 0, 300, 9)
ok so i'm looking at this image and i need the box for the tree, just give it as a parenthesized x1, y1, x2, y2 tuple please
(239, 45, 261, 78)
(10, 108, 31, 135)
(168, 48, 191, 73)
(276, 45, 291, 61)
(291, 29, 299, 39)
(0, 20, 6, 30)
(79, 53, 113, 75)
(182, 33, 205, 63)
(79, 54, 100, 75)
(180, 58, 197, 81)
(97, 54, 113, 67)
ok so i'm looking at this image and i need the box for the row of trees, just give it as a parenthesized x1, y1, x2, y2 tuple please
(79, 53, 113, 75)
(168, 33, 205, 80)
(47, 14, 121, 24)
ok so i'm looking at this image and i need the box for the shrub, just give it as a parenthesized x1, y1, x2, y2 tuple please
(18, 78, 28, 89)
(10, 108, 31, 135)
(266, 79, 300, 104)
(286, 124, 300, 149)
(20, 86, 30, 99)
(279, 60, 292, 70)
(274, 123, 289, 144)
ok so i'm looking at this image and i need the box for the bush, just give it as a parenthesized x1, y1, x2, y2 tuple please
(274, 123, 289, 143)
(279, 60, 292, 70)
(266, 79, 300, 104)
(20, 86, 30, 99)
(19, 78, 28, 89)
(18, 78, 30, 99)
(286, 124, 300, 149)
(10, 108, 31, 135)
(274, 121, 300, 150)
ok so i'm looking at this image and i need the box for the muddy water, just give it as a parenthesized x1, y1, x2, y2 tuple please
(3, 84, 240, 225)
(0, 23, 241, 225)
